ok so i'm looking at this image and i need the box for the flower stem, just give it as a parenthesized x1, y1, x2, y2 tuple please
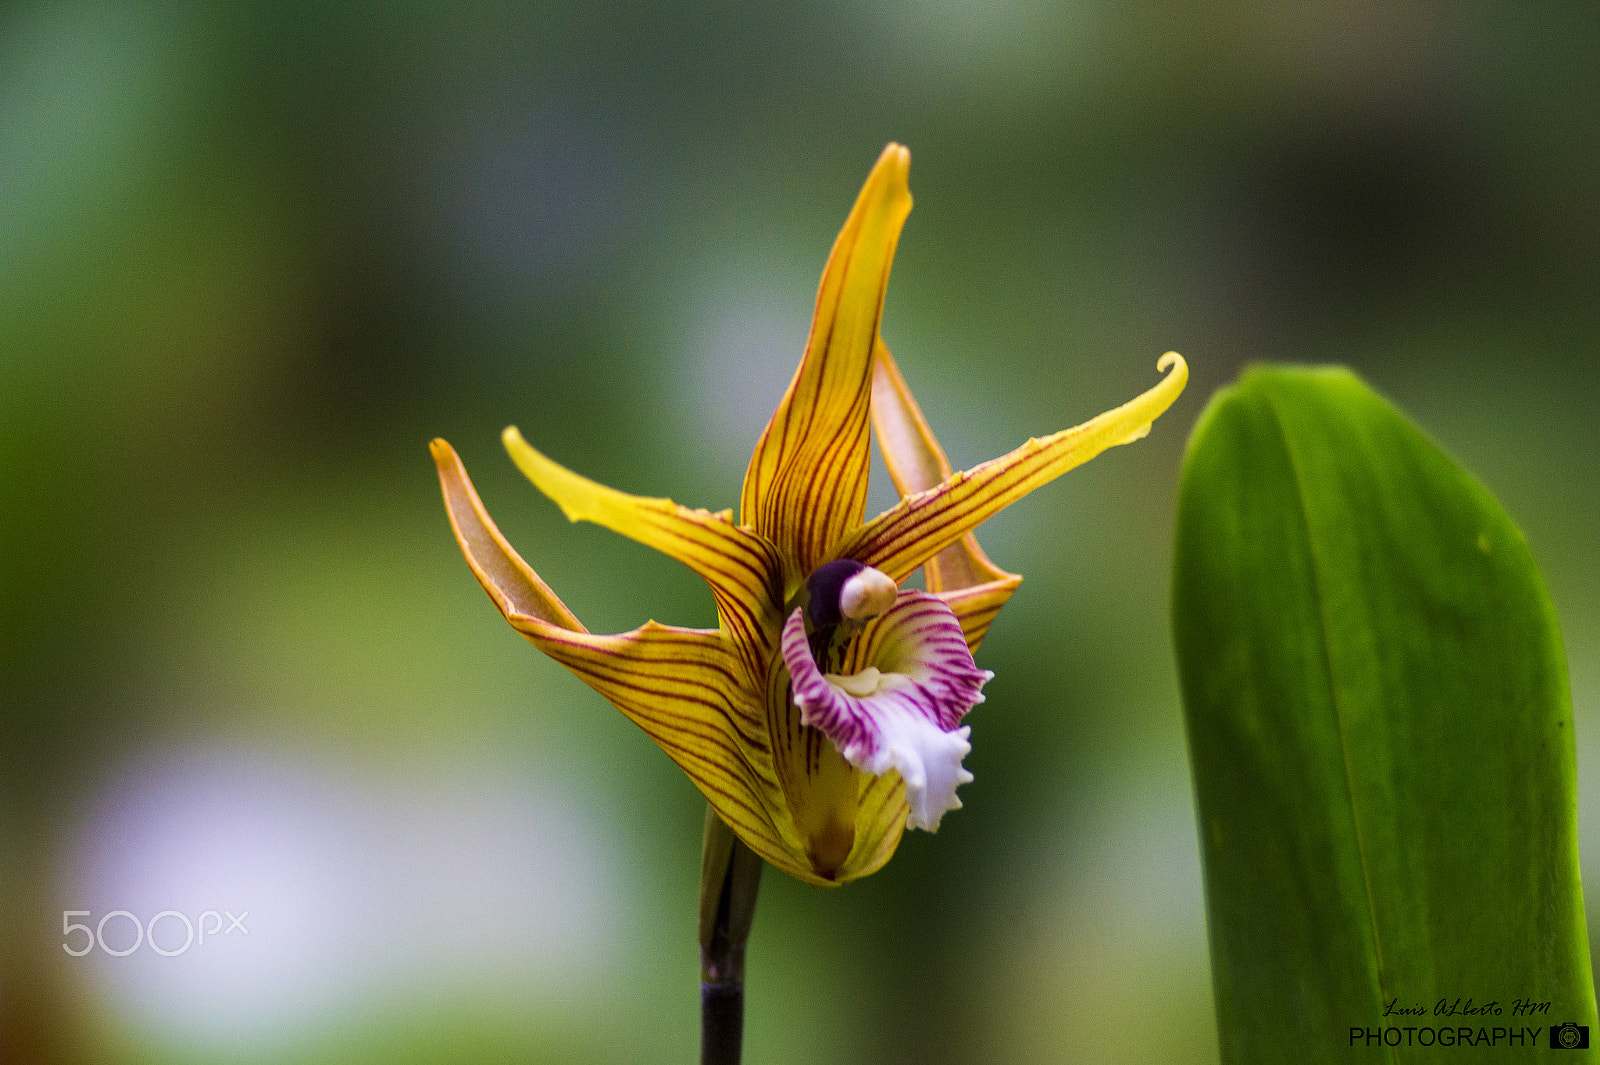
(698, 805, 763, 1065)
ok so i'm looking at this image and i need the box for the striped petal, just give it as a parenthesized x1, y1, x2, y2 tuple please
(782, 592, 992, 832)
(837, 769, 910, 881)
(933, 580, 1022, 656)
(762, 652, 862, 883)
(741, 144, 913, 575)
(871, 343, 1023, 652)
(509, 614, 806, 877)
(433, 437, 814, 879)
(503, 427, 785, 684)
(839, 352, 1188, 582)
(432, 438, 586, 631)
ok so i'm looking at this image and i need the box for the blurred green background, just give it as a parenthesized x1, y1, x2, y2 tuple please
(3, 2, 1598, 1062)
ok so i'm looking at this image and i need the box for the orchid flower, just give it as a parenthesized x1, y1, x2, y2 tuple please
(431, 143, 1186, 887)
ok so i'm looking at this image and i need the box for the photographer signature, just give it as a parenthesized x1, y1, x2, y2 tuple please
(1384, 997, 1551, 1018)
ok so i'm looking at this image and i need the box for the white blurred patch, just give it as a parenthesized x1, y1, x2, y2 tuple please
(65, 746, 627, 1051)
(675, 260, 812, 482)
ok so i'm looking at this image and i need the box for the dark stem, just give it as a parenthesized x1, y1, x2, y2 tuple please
(699, 806, 763, 1065)
(701, 983, 744, 1065)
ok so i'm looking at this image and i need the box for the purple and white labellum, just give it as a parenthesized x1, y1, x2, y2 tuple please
(782, 591, 993, 831)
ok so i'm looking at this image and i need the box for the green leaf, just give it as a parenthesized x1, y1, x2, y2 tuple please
(1172, 366, 1595, 1062)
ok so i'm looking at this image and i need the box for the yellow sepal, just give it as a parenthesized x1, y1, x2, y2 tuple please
(840, 353, 1188, 581)
(503, 426, 786, 684)
(741, 143, 913, 574)
(870, 342, 1023, 652)
(432, 438, 586, 631)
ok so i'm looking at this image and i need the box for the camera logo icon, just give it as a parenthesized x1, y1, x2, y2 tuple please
(1549, 1022, 1589, 1049)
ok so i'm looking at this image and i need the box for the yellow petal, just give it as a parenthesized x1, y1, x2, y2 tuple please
(509, 611, 804, 878)
(870, 342, 1023, 651)
(504, 426, 785, 684)
(741, 144, 914, 574)
(436, 438, 829, 882)
(839, 770, 909, 882)
(432, 438, 586, 631)
(762, 653, 861, 883)
(838, 353, 1188, 581)
(933, 579, 1023, 655)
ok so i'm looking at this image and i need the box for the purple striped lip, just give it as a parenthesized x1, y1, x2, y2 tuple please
(780, 591, 992, 831)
